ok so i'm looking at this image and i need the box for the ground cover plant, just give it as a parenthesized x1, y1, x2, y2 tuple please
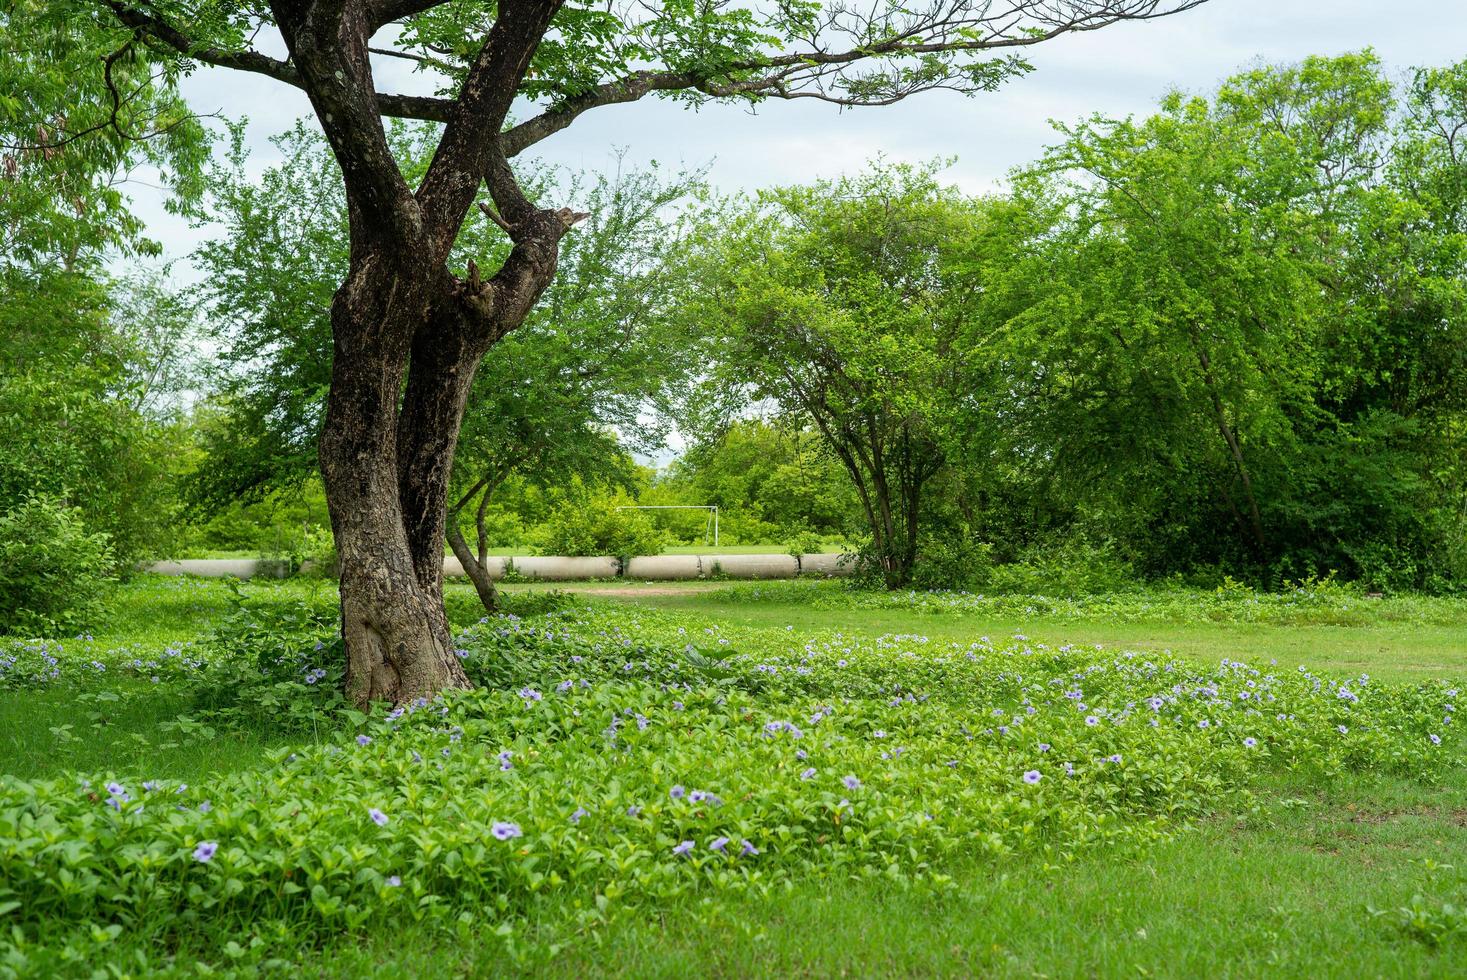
(1, 576, 1464, 975)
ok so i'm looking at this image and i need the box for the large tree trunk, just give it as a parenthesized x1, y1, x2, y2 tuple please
(318, 271, 474, 707)
(318, 218, 568, 706)
(269, 0, 573, 707)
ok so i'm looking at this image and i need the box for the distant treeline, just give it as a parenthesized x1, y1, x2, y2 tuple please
(4, 53, 1464, 603)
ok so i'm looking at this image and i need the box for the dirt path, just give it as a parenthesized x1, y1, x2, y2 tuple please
(507, 583, 724, 598)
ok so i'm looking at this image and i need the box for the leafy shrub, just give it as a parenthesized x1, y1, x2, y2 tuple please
(0, 496, 115, 636)
(185, 583, 347, 731)
(293, 525, 338, 578)
(534, 496, 667, 558)
(987, 539, 1137, 596)
(911, 535, 994, 591)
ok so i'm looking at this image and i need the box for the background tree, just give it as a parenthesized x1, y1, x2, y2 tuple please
(1, 2, 203, 572)
(43, 0, 1202, 703)
(647, 419, 857, 545)
(981, 53, 1467, 585)
(677, 163, 989, 587)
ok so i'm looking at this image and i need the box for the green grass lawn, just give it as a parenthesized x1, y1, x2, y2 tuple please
(2, 575, 1464, 976)
(505, 579, 1467, 682)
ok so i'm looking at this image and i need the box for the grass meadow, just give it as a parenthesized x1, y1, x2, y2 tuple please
(1, 575, 1464, 977)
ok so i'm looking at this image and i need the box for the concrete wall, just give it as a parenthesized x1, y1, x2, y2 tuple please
(148, 553, 852, 580)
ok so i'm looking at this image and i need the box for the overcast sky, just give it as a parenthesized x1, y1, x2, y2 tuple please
(129, 0, 1466, 276)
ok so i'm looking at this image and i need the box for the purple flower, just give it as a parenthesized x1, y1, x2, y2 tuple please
(673, 840, 694, 856)
(670, 785, 686, 800)
(741, 840, 759, 856)
(199, 801, 212, 813)
(627, 805, 642, 817)
(800, 767, 817, 780)
(1198, 720, 1211, 729)
(193, 841, 218, 863)
(842, 775, 861, 791)
(356, 735, 372, 747)
(710, 837, 729, 852)
(1085, 716, 1099, 727)
(1243, 737, 1258, 748)
(1338, 725, 1348, 734)
(1429, 734, 1441, 745)
(570, 807, 587, 825)
(1108, 754, 1122, 764)
(491, 822, 522, 841)
(689, 790, 708, 803)
(1023, 770, 1042, 784)
(386, 875, 401, 887)
(106, 782, 126, 797)
(1037, 743, 1051, 753)
(369, 808, 389, 827)
(872, 730, 886, 739)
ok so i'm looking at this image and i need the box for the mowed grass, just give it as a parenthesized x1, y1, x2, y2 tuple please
(2, 575, 1465, 976)
(503, 579, 1467, 683)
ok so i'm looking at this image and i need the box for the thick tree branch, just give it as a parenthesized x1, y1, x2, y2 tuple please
(271, 0, 422, 249)
(416, 0, 565, 258)
(103, 1, 300, 84)
(369, 0, 450, 29)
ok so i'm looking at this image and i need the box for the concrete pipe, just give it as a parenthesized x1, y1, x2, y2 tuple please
(797, 553, 852, 577)
(624, 555, 704, 580)
(148, 559, 289, 579)
(443, 556, 510, 579)
(698, 554, 799, 579)
(509, 556, 620, 581)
